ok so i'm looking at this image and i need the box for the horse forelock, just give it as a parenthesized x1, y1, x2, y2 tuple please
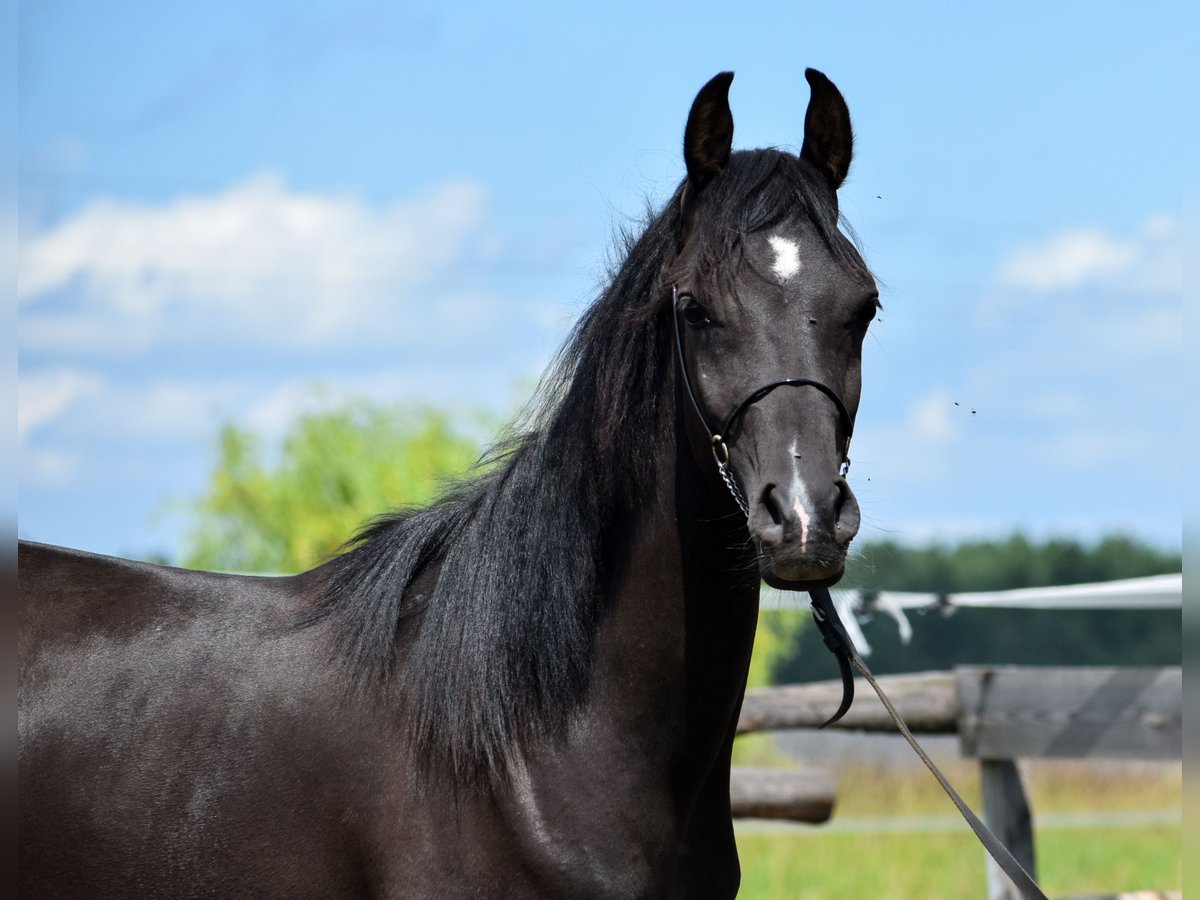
(679, 149, 870, 288)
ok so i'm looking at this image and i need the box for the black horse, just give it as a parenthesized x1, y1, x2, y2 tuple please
(19, 70, 877, 898)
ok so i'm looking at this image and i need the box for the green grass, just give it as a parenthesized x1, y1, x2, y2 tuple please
(732, 756, 1181, 898)
(735, 824, 1181, 899)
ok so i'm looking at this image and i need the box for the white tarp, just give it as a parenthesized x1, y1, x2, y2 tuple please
(762, 573, 1182, 655)
(851, 573, 1182, 611)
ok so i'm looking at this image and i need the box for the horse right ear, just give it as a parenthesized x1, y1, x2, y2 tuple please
(801, 68, 853, 190)
(683, 72, 735, 193)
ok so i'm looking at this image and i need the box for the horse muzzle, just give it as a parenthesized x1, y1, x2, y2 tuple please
(748, 475, 860, 586)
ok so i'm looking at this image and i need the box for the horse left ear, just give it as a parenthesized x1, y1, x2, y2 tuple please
(683, 72, 735, 193)
(801, 68, 853, 190)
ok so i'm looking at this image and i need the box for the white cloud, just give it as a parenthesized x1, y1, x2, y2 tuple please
(1045, 426, 1157, 469)
(851, 388, 964, 491)
(999, 214, 1179, 294)
(18, 369, 105, 442)
(1022, 390, 1091, 421)
(1000, 228, 1135, 290)
(19, 370, 106, 487)
(18, 363, 534, 465)
(104, 381, 248, 441)
(1086, 304, 1181, 358)
(21, 376, 375, 449)
(21, 447, 86, 487)
(908, 389, 961, 443)
(19, 174, 489, 353)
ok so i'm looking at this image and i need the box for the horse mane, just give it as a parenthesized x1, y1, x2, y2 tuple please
(308, 149, 859, 782)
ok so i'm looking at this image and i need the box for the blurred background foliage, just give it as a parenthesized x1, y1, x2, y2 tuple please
(183, 401, 486, 573)
(842, 533, 1180, 593)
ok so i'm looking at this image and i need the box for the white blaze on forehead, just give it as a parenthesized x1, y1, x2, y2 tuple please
(768, 234, 802, 282)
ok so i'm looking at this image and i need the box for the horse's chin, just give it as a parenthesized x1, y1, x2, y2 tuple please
(760, 569, 845, 592)
(758, 554, 846, 591)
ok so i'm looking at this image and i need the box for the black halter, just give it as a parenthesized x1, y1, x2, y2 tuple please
(672, 284, 857, 727)
(672, 286, 853, 508)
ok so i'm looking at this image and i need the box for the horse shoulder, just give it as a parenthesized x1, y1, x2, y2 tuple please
(17, 542, 394, 897)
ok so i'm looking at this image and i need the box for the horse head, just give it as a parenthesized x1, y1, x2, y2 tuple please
(671, 69, 878, 588)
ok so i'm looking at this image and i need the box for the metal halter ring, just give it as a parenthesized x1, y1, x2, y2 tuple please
(711, 435, 730, 465)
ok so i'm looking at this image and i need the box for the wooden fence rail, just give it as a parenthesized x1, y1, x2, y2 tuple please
(736, 666, 1182, 757)
(732, 666, 1182, 900)
(728, 766, 835, 823)
(738, 670, 959, 734)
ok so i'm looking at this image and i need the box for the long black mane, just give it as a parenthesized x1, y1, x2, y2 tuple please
(310, 149, 859, 781)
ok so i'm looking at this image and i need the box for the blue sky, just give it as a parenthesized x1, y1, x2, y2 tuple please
(18, 1, 1189, 561)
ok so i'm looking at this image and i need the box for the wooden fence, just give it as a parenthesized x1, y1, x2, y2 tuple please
(730, 665, 1182, 900)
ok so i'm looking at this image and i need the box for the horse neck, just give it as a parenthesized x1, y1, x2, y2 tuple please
(586, 399, 761, 780)
(668, 404, 763, 755)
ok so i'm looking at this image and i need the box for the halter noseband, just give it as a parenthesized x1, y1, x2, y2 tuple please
(671, 284, 854, 517)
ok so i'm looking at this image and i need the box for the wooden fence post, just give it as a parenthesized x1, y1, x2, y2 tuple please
(979, 758, 1036, 900)
(954, 666, 1181, 900)
(736, 665, 1182, 895)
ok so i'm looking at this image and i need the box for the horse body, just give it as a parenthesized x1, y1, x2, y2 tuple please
(20, 544, 373, 896)
(19, 69, 874, 898)
(20, 434, 756, 899)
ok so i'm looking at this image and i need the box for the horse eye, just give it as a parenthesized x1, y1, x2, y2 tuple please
(850, 296, 880, 331)
(681, 297, 712, 327)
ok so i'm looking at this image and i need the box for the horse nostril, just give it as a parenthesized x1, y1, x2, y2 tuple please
(833, 477, 861, 542)
(833, 477, 850, 513)
(760, 484, 785, 527)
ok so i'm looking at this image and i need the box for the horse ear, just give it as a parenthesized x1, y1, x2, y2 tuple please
(683, 72, 735, 192)
(801, 68, 853, 190)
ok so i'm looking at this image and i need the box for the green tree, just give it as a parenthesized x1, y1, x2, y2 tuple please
(184, 401, 485, 573)
(841, 533, 1179, 593)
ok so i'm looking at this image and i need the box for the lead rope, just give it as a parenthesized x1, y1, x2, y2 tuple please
(808, 588, 1049, 900)
(672, 284, 1046, 896)
(671, 287, 1046, 898)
